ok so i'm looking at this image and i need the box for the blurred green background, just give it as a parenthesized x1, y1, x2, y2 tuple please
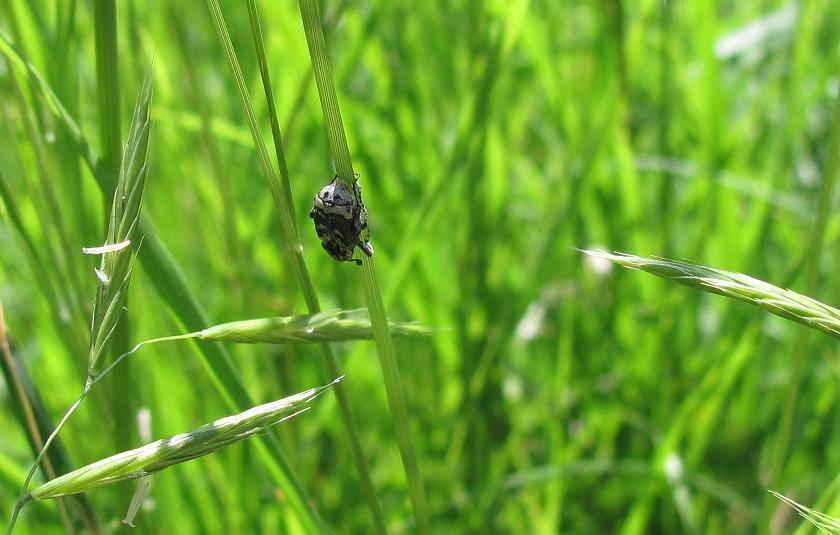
(2, 0, 840, 533)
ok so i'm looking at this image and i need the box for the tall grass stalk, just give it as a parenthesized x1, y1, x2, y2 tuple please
(0, 34, 321, 533)
(203, 0, 391, 531)
(767, 67, 840, 493)
(296, 0, 431, 532)
(92, 0, 121, 189)
(92, 0, 134, 491)
(243, 3, 390, 530)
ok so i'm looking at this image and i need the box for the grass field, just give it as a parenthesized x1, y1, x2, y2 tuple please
(1, 0, 840, 533)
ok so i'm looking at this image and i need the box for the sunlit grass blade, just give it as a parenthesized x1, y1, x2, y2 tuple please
(27, 378, 341, 501)
(0, 167, 88, 356)
(5, 58, 88, 328)
(296, 0, 431, 532)
(244, 0, 297, 242)
(583, 250, 840, 340)
(0, 31, 107, 186)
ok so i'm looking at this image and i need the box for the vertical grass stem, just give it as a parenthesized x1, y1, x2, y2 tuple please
(296, 0, 431, 532)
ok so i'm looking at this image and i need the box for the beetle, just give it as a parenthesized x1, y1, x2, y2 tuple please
(310, 175, 374, 265)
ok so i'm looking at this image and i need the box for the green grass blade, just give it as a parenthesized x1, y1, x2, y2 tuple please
(360, 259, 431, 531)
(202, 0, 299, 259)
(207, 0, 392, 531)
(0, 167, 88, 357)
(92, 0, 121, 196)
(762, 56, 840, 523)
(5, 62, 88, 328)
(297, 0, 354, 184)
(92, 0, 132, 483)
(296, 0, 431, 532)
(244, 0, 298, 243)
(0, 31, 111, 187)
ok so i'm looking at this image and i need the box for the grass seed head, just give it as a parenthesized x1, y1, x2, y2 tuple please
(198, 310, 435, 344)
(584, 250, 840, 340)
(86, 71, 153, 383)
(30, 377, 340, 500)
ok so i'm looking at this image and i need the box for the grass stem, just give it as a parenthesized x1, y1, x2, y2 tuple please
(296, 0, 431, 531)
(766, 53, 840, 497)
(206, 0, 392, 531)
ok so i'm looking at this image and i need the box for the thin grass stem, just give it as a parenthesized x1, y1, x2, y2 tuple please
(767, 62, 840, 494)
(91, 2, 133, 509)
(205, 0, 391, 531)
(296, 0, 431, 532)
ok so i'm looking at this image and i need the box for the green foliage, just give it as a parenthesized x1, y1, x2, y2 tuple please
(1, 1, 840, 534)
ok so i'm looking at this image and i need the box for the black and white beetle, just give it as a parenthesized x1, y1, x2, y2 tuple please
(309, 174, 374, 265)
